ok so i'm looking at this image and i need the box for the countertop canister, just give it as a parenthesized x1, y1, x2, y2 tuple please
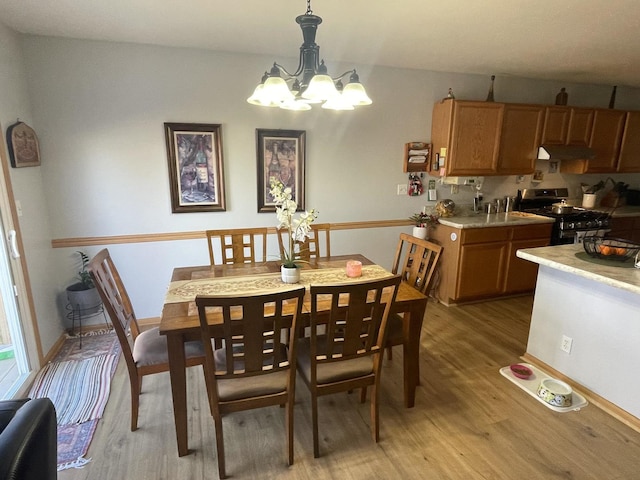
(504, 196, 515, 212)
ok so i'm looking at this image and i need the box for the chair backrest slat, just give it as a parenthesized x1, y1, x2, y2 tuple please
(309, 275, 401, 367)
(88, 248, 139, 366)
(276, 223, 331, 262)
(206, 228, 268, 265)
(196, 287, 306, 380)
(392, 233, 443, 296)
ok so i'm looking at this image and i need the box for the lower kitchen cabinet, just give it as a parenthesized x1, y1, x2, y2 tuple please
(430, 222, 552, 305)
(608, 216, 640, 243)
(456, 228, 509, 300)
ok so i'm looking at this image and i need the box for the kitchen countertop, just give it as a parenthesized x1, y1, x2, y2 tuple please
(436, 205, 640, 229)
(607, 206, 640, 217)
(517, 243, 640, 295)
(437, 212, 554, 229)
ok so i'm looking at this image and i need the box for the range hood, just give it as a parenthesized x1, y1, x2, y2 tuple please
(537, 145, 596, 161)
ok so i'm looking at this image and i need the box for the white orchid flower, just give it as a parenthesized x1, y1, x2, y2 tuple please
(269, 177, 318, 267)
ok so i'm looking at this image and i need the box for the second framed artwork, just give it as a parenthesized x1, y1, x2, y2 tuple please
(256, 129, 306, 213)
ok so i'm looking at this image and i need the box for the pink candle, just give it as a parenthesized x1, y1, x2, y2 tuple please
(346, 260, 362, 278)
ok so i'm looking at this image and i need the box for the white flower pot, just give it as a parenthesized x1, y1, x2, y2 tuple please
(412, 226, 428, 240)
(281, 265, 301, 284)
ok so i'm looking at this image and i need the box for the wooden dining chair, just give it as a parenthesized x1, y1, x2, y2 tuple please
(296, 275, 402, 458)
(276, 223, 331, 262)
(88, 248, 205, 431)
(385, 233, 443, 360)
(206, 228, 268, 265)
(195, 286, 306, 479)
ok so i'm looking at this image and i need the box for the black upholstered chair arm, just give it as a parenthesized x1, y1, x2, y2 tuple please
(0, 398, 57, 480)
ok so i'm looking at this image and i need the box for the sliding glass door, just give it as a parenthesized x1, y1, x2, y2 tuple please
(0, 124, 38, 400)
(0, 218, 30, 398)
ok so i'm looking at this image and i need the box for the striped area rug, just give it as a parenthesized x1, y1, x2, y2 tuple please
(29, 353, 118, 425)
(28, 330, 120, 470)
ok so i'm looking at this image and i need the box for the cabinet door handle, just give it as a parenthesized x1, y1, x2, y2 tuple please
(7, 230, 20, 258)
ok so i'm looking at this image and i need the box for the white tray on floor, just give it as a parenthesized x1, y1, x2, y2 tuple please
(499, 363, 588, 413)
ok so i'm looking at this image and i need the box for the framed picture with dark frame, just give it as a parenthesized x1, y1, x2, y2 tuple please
(164, 122, 226, 213)
(6, 121, 41, 168)
(256, 129, 306, 213)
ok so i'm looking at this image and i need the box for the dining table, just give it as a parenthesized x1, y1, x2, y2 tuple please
(159, 254, 428, 456)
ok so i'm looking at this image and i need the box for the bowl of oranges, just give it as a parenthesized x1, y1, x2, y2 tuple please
(582, 235, 640, 262)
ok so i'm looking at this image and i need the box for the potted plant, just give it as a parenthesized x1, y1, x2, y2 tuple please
(269, 177, 318, 283)
(409, 212, 439, 239)
(66, 251, 102, 314)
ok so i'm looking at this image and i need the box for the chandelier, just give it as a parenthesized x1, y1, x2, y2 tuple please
(247, 0, 372, 111)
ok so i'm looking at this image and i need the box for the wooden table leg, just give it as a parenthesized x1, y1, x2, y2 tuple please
(402, 299, 427, 408)
(167, 334, 189, 456)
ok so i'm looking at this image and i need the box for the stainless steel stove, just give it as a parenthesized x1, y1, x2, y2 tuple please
(516, 188, 611, 245)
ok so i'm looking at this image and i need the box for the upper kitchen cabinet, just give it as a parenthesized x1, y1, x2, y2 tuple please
(559, 108, 626, 173)
(541, 107, 569, 144)
(497, 104, 544, 174)
(586, 109, 626, 172)
(618, 111, 640, 172)
(431, 100, 504, 176)
(541, 106, 594, 146)
(567, 108, 595, 145)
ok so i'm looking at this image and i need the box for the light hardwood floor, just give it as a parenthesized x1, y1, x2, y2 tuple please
(59, 296, 640, 479)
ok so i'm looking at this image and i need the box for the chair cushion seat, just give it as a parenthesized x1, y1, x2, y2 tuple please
(297, 336, 373, 385)
(217, 371, 289, 402)
(132, 327, 204, 367)
(213, 342, 289, 401)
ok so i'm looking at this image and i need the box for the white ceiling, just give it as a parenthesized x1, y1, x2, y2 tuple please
(1, 0, 640, 87)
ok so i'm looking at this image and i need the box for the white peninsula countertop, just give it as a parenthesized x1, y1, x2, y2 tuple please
(517, 243, 640, 295)
(437, 212, 554, 229)
(517, 242, 640, 424)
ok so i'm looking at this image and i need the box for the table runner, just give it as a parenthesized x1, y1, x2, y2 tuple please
(164, 265, 392, 304)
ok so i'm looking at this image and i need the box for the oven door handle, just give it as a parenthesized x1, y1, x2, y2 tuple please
(575, 229, 611, 243)
(558, 230, 577, 239)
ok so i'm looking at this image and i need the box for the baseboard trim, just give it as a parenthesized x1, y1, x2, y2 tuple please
(522, 353, 640, 434)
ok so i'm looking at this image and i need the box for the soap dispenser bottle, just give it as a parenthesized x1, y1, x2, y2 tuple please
(474, 191, 484, 213)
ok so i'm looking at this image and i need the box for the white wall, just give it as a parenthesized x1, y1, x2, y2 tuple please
(0, 23, 60, 355)
(2, 32, 640, 357)
(527, 266, 640, 418)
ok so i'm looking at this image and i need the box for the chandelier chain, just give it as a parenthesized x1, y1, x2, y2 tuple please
(306, 0, 312, 15)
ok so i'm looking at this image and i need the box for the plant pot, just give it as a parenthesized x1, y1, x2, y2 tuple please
(412, 226, 428, 240)
(281, 265, 301, 284)
(66, 283, 102, 314)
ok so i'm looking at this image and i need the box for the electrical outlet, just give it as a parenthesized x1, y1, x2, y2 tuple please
(397, 184, 408, 195)
(561, 335, 573, 354)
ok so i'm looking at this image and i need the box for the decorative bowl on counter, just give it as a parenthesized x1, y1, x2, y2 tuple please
(435, 199, 456, 217)
(509, 364, 533, 379)
(582, 236, 640, 262)
(536, 378, 573, 407)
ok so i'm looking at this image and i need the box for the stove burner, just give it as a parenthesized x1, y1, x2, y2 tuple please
(517, 188, 611, 245)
